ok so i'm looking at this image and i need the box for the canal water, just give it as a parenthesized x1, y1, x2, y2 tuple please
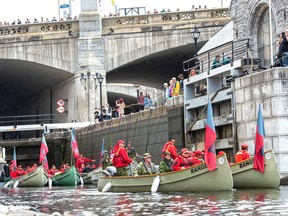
(0, 185, 288, 215)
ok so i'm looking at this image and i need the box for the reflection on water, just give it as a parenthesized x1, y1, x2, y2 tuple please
(1, 186, 288, 215)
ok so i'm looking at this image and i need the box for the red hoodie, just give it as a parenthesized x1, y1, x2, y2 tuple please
(112, 145, 132, 168)
(162, 141, 178, 159)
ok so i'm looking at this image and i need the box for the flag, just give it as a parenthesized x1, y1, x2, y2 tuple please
(111, 0, 115, 6)
(253, 104, 265, 173)
(204, 97, 217, 171)
(39, 134, 49, 170)
(71, 128, 80, 159)
(99, 138, 105, 167)
(11, 147, 17, 169)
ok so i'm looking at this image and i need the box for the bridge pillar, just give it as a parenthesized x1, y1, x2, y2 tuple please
(75, 0, 107, 122)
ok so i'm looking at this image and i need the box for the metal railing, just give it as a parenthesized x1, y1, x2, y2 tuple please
(183, 38, 250, 74)
(0, 114, 57, 127)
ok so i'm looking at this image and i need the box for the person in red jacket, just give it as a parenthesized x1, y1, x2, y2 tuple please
(76, 154, 95, 171)
(48, 165, 60, 177)
(172, 148, 191, 171)
(235, 144, 250, 163)
(193, 150, 205, 165)
(112, 139, 133, 176)
(162, 137, 178, 159)
(16, 165, 27, 177)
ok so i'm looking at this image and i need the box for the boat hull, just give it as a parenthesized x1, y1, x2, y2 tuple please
(80, 167, 102, 185)
(10, 166, 48, 187)
(98, 154, 233, 193)
(230, 150, 280, 188)
(51, 166, 80, 186)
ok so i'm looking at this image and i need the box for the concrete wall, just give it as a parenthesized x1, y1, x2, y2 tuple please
(235, 68, 288, 178)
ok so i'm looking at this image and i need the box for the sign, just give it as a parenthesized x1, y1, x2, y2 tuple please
(57, 107, 65, 113)
(56, 99, 65, 106)
(60, 4, 69, 9)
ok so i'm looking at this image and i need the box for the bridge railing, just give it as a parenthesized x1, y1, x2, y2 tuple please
(102, 8, 229, 27)
(0, 20, 78, 37)
(183, 38, 251, 74)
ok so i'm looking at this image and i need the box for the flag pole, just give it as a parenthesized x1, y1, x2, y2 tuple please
(58, 0, 61, 21)
(268, 0, 274, 66)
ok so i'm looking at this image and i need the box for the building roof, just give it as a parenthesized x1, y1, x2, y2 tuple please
(198, 21, 233, 55)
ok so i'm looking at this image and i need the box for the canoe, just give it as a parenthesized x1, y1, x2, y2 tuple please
(9, 166, 48, 187)
(80, 167, 102, 185)
(51, 166, 80, 186)
(230, 149, 280, 188)
(98, 154, 233, 193)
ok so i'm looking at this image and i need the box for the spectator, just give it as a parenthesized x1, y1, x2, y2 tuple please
(153, 9, 158, 14)
(33, 18, 39, 23)
(192, 5, 195, 10)
(137, 91, 145, 111)
(172, 77, 180, 96)
(115, 100, 120, 118)
(178, 74, 184, 91)
(275, 32, 285, 67)
(144, 93, 153, 110)
(118, 98, 125, 117)
(94, 107, 100, 122)
(211, 55, 222, 69)
(25, 18, 30, 24)
(11, 20, 16, 25)
(189, 68, 197, 77)
(105, 103, 112, 120)
(73, 16, 78, 20)
(51, 17, 57, 22)
(17, 19, 22, 25)
(147, 10, 151, 14)
(169, 79, 173, 97)
(40, 17, 45, 23)
(66, 14, 72, 20)
(160, 8, 166, 13)
(45, 18, 50, 22)
(163, 83, 170, 104)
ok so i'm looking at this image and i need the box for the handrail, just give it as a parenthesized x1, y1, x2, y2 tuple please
(183, 38, 250, 74)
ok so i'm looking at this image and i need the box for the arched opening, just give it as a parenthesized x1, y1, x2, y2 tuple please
(257, 8, 275, 67)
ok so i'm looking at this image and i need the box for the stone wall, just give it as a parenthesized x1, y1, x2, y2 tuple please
(235, 68, 288, 178)
(63, 99, 184, 165)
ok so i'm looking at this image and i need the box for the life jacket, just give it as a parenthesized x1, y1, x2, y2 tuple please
(112, 146, 123, 166)
(235, 150, 244, 163)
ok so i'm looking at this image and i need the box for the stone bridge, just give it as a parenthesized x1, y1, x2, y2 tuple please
(0, 6, 230, 122)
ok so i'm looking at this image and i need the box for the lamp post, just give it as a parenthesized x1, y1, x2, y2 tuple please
(97, 73, 104, 122)
(191, 25, 201, 69)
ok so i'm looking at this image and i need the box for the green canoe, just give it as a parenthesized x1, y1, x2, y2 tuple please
(230, 149, 280, 188)
(98, 154, 233, 193)
(9, 166, 48, 187)
(51, 166, 80, 186)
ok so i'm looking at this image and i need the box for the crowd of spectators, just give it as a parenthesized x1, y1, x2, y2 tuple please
(0, 15, 78, 27)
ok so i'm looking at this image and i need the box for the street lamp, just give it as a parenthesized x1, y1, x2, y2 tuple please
(97, 73, 104, 122)
(191, 25, 200, 56)
(191, 25, 201, 70)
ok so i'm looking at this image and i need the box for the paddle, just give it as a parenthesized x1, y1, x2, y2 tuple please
(4, 181, 11, 188)
(151, 175, 160, 193)
(13, 180, 19, 188)
(48, 178, 52, 187)
(102, 182, 112, 192)
(79, 176, 84, 185)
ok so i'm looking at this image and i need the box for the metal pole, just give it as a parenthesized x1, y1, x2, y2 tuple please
(69, 0, 72, 18)
(194, 38, 198, 69)
(268, 0, 274, 66)
(58, 0, 60, 20)
(100, 82, 103, 122)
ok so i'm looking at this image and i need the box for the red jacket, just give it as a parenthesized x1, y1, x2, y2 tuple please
(76, 157, 93, 169)
(112, 145, 132, 168)
(48, 168, 59, 176)
(162, 141, 178, 159)
(235, 150, 250, 163)
(172, 155, 190, 171)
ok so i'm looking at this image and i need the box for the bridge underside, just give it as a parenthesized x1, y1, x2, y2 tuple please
(0, 42, 205, 117)
(0, 59, 73, 115)
(107, 41, 206, 89)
